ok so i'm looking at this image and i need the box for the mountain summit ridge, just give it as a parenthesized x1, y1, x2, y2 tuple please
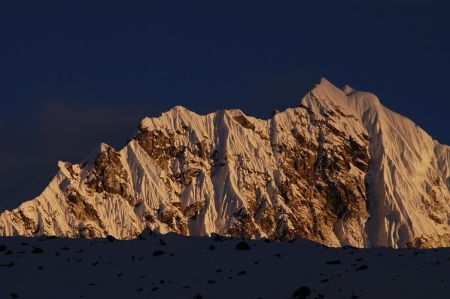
(1, 78, 449, 248)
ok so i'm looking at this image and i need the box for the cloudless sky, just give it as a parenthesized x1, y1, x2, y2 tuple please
(1, 0, 449, 209)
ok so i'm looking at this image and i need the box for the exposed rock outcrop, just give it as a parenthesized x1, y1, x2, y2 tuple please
(0, 79, 448, 248)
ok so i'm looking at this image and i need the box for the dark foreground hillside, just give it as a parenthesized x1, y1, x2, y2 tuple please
(1, 231, 449, 299)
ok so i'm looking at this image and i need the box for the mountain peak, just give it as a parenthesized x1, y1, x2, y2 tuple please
(341, 84, 355, 95)
(312, 77, 347, 98)
(0, 79, 448, 249)
(318, 76, 334, 85)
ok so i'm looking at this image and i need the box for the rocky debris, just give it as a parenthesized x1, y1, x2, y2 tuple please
(31, 247, 44, 254)
(183, 201, 205, 220)
(153, 250, 165, 257)
(355, 264, 368, 271)
(228, 208, 259, 239)
(174, 168, 202, 186)
(421, 177, 450, 226)
(157, 205, 188, 235)
(235, 241, 251, 250)
(66, 189, 102, 229)
(7, 233, 449, 297)
(348, 137, 370, 172)
(8, 210, 39, 235)
(212, 234, 228, 242)
(86, 147, 134, 204)
(106, 235, 116, 242)
(273, 108, 370, 246)
(0, 261, 14, 267)
(292, 286, 311, 299)
(134, 129, 181, 169)
(233, 115, 255, 130)
(79, 224, 102, 239)
(406, 233, 450, 249)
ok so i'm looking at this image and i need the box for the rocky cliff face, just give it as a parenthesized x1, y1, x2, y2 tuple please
(1, 78, 449, 248)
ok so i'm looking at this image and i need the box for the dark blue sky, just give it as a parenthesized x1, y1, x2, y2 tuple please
(1, 0, 449, 210)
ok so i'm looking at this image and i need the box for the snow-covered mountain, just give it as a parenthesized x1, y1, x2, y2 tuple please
(1, 78, 449, 248)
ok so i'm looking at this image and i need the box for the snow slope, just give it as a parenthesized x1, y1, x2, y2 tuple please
(0, 78, 448, 248)
(1, 232, 450, 299)
(302, 78, 450, 247)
